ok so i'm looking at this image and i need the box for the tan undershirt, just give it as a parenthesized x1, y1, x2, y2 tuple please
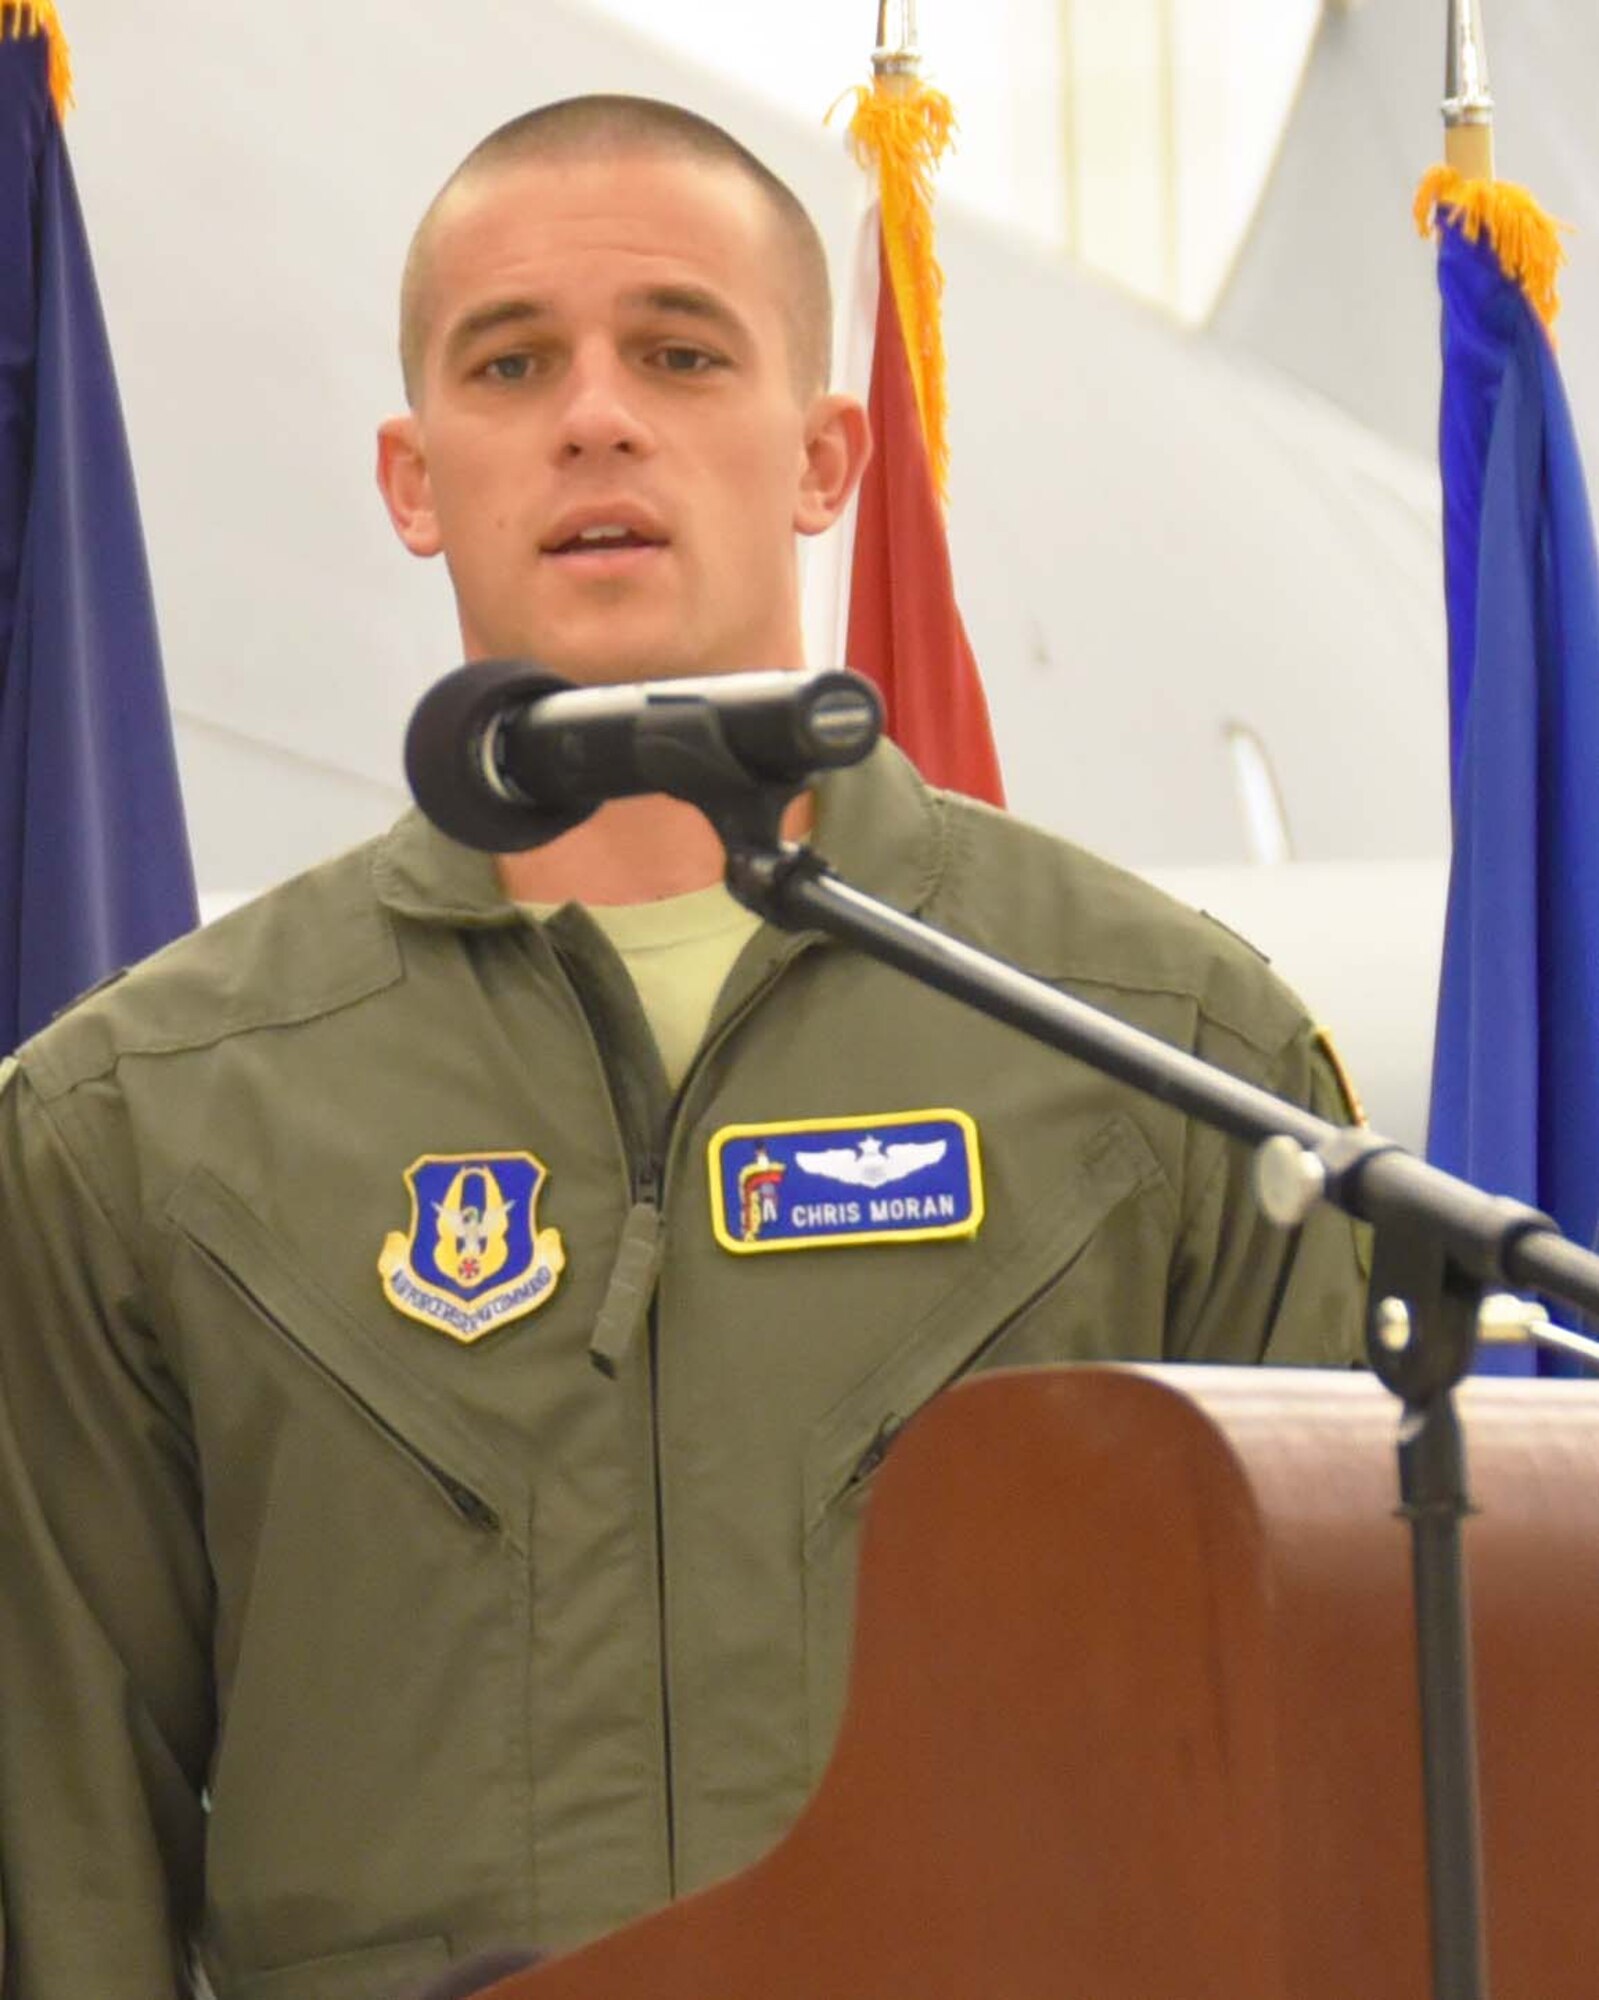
(523, 884, 762, 1091)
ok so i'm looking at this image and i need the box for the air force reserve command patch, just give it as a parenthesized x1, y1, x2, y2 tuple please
(379, 1153, 566, 1341)
(709, 1111, 983, 1254)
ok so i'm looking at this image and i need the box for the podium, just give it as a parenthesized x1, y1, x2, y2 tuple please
(485, 1365, 1599, 1999)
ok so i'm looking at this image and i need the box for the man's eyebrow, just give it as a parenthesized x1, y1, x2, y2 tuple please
(442, 298, 551, 367)
(439, 286, 754, 369)
(622, 284, 751, 345)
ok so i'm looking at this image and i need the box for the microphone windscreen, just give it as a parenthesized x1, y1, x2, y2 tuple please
(404, 659, 587, 853)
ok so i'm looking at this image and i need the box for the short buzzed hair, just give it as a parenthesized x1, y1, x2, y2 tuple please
(399, 95, 834, 405)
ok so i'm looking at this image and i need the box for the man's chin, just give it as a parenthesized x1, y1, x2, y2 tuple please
(560, 656, 701, 686)
(463, 610, 791, 685)
(488, 641, 754, 688)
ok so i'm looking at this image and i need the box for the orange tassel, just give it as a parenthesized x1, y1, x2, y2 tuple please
(2, 1, 75, 121)
(1415, 163, 1566, 332)
(838, 76, 957, 504)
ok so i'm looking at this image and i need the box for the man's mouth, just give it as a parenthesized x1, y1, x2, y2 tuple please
(543, 521, 668, 559)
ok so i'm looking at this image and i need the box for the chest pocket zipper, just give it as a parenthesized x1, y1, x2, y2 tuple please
(169, 1171, 508, 1536)
(799, 1110, 1165, 1771)
(191, 1235, 503, 1532)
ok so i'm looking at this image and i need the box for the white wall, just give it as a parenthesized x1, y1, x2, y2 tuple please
(579, 0, 1324, 317)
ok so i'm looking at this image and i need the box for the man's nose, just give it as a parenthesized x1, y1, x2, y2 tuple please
(552, 343, 654, 461)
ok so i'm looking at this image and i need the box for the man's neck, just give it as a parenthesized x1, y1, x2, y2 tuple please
(495, 792, 814, 908)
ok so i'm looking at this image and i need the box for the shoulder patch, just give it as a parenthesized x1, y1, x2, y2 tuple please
(1314, 1026, 1368, 1127)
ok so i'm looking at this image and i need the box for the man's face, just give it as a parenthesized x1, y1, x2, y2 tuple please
(378, 151, 865, 684)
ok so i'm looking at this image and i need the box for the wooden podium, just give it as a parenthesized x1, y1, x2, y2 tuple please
(484, 1365, 1599, 1999)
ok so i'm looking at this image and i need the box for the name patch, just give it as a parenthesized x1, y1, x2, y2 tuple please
(379, 1152, 566, 1341)
(709, 1110, 983, 1254)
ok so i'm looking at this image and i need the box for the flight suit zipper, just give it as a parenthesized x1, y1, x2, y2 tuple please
(581, 1145, 676, 1888)
(553, 917, 822, 1896)
(642, 937, 820, 1888)
(536, 925, 681, 1895)
(587, 1158, 666, 1378)
(633, 1153, 677, 1888)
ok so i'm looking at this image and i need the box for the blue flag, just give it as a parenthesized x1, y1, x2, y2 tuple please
(1425, 204, 1599, 1372)
(0, 10, 195, 1055)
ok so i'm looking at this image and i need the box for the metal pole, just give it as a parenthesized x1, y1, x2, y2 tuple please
(1445, 0, 1495, 179)
(1399, 1394, 1490, 2000)
(873, 0, 920, 75)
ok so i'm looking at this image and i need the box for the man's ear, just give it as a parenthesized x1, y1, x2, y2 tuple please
(794, 393, 873, 538)
(376, 413, 443, 558)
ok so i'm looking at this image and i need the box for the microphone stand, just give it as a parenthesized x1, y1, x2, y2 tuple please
(408, 657, 1599, 2000)
(687, 767, 1599, 2000)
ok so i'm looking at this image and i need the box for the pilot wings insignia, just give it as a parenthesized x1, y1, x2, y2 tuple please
(793, 1135, 948, 1189)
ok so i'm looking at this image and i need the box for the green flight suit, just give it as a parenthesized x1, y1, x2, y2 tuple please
(0, 745, 1366, 1999)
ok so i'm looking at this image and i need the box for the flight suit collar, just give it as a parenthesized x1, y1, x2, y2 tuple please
(371, 811, 523, 927)
(369, 740, 947, 929)
(812, 739, 945, 917)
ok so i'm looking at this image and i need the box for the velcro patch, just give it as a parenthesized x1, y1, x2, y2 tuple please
(709, 1110, 983, 1254)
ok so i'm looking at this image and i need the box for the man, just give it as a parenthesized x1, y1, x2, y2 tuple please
(0, 96, 1367, 2000)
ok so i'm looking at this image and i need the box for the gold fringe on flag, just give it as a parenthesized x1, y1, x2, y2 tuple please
(1, 1, 74, 121)
(1415, 164, 1566, 331)
(839, 76, 957, 503)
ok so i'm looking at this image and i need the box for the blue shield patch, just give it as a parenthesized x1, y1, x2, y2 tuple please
(709, 1110, 983, 1254)
(379, 1152, 566, 1341)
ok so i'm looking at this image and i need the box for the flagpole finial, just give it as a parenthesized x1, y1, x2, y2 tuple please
(1444, 0, 1494, 178)
(873, 0, 920, 80)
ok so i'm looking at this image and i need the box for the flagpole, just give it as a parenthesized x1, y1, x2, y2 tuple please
(873, 0, 918, 84)
(1368, 22, 1504, 1994)
(1444, 0, 1494, 181)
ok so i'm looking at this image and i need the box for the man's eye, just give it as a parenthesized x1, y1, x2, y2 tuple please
(479, 353, 533, 382)
(652, 345, 721, 375)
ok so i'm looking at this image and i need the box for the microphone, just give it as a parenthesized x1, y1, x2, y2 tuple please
(404, 660, 882, 852)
